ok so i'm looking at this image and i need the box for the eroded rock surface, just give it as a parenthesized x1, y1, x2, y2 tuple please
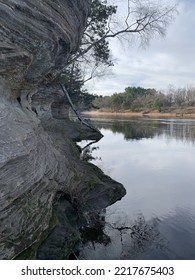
(0, 0, 125, 260)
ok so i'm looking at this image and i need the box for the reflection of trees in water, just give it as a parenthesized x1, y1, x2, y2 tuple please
(110, 214, 168, 259)
(169, 122, 195, 144)
(80, 140, 101, 161)
(79, 213, 168, 260)
(94, 120, 158, 140)
(93, 119, 195, 144)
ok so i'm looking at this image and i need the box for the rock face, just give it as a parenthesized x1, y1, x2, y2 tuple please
(0, 0, 126, 260)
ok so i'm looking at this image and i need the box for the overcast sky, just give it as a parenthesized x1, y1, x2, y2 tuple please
(84, 0, 195, 96)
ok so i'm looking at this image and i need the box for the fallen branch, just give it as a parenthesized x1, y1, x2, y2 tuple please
(60, 83, 102, 136)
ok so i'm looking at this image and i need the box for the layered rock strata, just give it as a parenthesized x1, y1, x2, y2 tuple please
(0, 0, 125, 259)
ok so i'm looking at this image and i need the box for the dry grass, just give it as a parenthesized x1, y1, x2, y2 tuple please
(82, 110, 195, 119)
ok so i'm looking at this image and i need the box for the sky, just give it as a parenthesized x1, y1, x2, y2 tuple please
(84, 0, 195, 96)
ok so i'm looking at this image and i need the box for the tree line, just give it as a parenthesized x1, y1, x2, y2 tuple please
(93, 86, 195, 112)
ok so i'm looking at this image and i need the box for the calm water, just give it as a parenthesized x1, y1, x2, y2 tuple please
(79, 117, 195, 260)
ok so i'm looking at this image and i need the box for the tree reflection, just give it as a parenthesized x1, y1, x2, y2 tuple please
(80, 140, 101, 161)
(79, 213, 168, 260)
(110, 214, 168, 259)
(95, 120, 157, 140)
(93, 118, 195, 144)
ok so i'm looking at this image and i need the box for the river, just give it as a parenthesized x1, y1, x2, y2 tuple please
(78, 116, 195, 260)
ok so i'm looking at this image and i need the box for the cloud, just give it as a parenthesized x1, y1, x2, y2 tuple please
(84, 0, 195, 96)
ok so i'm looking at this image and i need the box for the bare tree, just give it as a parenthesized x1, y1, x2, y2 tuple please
(65, 0, 177, 69)
(59, 0, 177, 88)
(59, 0, 177, 129)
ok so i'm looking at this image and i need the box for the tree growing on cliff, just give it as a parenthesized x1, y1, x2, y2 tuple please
(60, 62, 97, 109)
(64, 0, 177, 81)
(60, 0, 177, 125)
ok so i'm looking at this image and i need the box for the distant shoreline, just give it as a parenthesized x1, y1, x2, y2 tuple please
(82, 110, 195, 119)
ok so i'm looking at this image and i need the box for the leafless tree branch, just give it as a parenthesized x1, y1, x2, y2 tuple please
(62, 2, 177, 71)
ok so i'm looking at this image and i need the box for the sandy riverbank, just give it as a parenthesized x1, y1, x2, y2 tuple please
(82, 110, 195, 119)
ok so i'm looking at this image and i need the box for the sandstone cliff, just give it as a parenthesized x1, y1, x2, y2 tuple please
(0, 0, 125, 259)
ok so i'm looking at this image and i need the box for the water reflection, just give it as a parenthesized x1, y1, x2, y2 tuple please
(90, 117, 195, 144)
(79, 213, 169, 260)
(80, 140, 101, 161)
(79, 117, 195, 259)
(110, 214, 169, 260)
